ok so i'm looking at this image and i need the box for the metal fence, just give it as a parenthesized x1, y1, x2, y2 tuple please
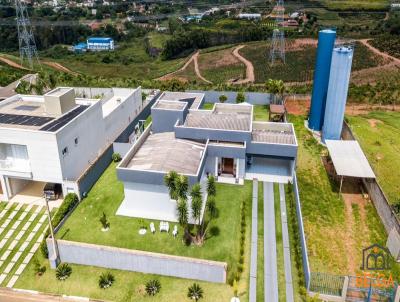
(309, 272, 345, 296)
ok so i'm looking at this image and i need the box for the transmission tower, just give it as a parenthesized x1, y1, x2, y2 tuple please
(15, 0, 39, 69)
(269, 0, 285, 65)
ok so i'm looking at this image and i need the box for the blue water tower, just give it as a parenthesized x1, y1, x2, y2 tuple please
(308, 29, 336, 131)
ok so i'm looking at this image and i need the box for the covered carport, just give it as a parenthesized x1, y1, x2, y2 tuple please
(325, 140, 376, 195)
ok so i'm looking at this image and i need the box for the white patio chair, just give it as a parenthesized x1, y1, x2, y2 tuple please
(172, 225, 178, 237)
(150, 222, 155, 234)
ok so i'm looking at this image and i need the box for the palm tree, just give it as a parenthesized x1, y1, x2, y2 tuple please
(175, 175, 189, 200)
(206, 175, 216, 197)
(187, 283, 203, 301)
(176, 197, 188, 227)
(266, 79, 285, 104)
(190, 183, 202, 201)
(164, 171, 178, 199)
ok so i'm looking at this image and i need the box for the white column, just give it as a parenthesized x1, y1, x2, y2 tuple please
(214, 157, 218, 176)
(0, 175, 10, 201)
(236, 158, 239, 179)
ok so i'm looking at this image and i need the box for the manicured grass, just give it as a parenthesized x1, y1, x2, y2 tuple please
(256, 183, 264, 302)
(56, 162, 252, 277)
(274, 184, 286, 302)
(253, 105, 269, 121)
(347, 111, 400, 205)
(289, 114, 400, 279)
(16, 255, 234, 302)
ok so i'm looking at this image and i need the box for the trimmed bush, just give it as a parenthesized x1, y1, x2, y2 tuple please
(99, 272, 115, 289)
(112, 152, 122, 162)
(56, 263, 72, 281)
(41, 193, 79, 258)
(145, 279, 161, 296)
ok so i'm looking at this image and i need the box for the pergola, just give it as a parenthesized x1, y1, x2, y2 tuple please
(325, 140, 376, 195)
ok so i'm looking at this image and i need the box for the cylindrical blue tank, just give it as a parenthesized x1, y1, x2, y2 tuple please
(308, 29, 336, 131)
(322, 46, 354, 142)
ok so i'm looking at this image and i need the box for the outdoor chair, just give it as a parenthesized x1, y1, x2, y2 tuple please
(150, 222, 155, 234)
(160, 221, 169, 232)
(172, 225, 178, 237)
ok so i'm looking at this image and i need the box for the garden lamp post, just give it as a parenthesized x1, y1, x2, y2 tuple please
(45, 195, 60, 267)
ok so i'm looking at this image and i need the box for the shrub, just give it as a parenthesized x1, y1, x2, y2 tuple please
(100, 212, 110, 230)
(33, 258, 46, 276)
(56, 263, 72, 281)
(236, 92, 245, 103)
(187, 283, 203, 301)
(112, 152, 122, 162)
(41, 193, 79, 258)
(99, 272, 115, 289)
(219, 94, 227, 103)
(145, 279, 161, 296)
(237, 264, 243, 273)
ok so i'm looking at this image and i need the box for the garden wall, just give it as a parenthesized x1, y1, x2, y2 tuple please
(187, 90, 273, 105)
(293, 173, 311, 290)
(47, 239, 227, 283)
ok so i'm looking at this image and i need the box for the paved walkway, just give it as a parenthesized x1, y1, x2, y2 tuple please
(279, 183, 294, 302)
(249, 180, 258, 302)
(264, 182, 278, 302)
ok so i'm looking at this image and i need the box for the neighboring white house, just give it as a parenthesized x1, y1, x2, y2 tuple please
(237, 13, 262, 20)
(0, 86, 142, 202)
(87, 37, 114, 51)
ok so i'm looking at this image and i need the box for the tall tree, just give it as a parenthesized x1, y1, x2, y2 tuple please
(175, 175, 189, 200)
(164, 171, 179, 199)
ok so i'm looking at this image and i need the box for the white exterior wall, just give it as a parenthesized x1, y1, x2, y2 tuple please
(56, 101, 106, 181)
(104, 87, 142, 143)
(0, 128, 62, 182)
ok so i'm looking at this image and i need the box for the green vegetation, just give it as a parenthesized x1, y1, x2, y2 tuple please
(239, 41, 386, 83)
(253, 105, 269, 121)
(289, 114, 400, 279)
(347, 111, 400, 206)
(370, 36, 400, 59)
(16, 259, 234, 301)
(319, 0, 389, 10)
(0, 61, 27, 86)
(274, 184, 286, 302)
(256, 183, 264, 302)
(56, 162, 252, 282)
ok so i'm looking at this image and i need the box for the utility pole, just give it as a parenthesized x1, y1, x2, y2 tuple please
(15, 0, 40, 69)
(270, 0, 286, 65)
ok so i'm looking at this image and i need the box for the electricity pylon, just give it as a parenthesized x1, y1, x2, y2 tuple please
(269, 0, 285, 64)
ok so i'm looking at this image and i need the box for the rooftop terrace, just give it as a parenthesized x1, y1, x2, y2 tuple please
(159, 91, 204, 110)
(123, 132, 205, 175)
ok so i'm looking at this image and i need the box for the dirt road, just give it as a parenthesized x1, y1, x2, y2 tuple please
(0, 56, 29, 70)
(42, 61, 77, 74)
(359, 39, 400, 65)
(231, 45, 255, 84)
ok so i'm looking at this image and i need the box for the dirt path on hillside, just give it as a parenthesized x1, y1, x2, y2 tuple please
(157, 51, 212, 84)
(42, 61, 77, 74)
(0, 56, 29, 70)
(359, 39, 400, 65)
(231, 45, 255, 84)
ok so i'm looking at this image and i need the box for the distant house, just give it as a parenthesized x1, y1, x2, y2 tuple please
(238, 13, 261, 20)
(73, 42, 87, 53)
(87, 37, 114, 51)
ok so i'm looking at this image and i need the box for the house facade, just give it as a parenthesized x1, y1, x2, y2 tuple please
(87, 37, 114, 51)
(0, 86, 142, 202)
(116, 92, 298, 222)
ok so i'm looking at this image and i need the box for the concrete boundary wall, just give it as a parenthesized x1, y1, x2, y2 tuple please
(47, 239, 227, 283)
(293, 173, 311, 289)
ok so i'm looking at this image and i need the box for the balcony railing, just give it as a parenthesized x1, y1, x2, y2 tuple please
(0, 159, 31, 173)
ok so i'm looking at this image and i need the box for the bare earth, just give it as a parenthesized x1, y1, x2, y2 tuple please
(42, 61, 77, 74)
(231, 45, 255, 84)
(0, 56, 29, 70)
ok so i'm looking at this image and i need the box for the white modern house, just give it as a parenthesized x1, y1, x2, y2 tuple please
(87, 37, 114, 51)
(0, 86, 142, 202)
(116, 92, 297, 223)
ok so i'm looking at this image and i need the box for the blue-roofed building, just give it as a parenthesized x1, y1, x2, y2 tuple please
(87, 37, 114, 51)
(73, 42, 88, 53)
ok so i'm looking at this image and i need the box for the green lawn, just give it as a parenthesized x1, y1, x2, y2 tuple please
(347, 111, 400, 205)
(289, 114, 400, 279)
(16, 257, 234, 302)
(56, 162, 252, 280)
(274, 184, 286, 302)
(202, 103, 269, 121)
(256, 183, 264, 302)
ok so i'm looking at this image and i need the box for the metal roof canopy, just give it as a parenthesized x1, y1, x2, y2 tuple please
(325, 140, 375, 179)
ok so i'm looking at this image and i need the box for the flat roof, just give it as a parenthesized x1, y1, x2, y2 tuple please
(325, 140, 375, 178)
(184, 103, 252, 131)
(126, 132, 205, 175)
(153, 100, 187, 110)
(159, 91, 204, 109)
(252, 122, 296, 145)
(45, 87, 72, 97)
